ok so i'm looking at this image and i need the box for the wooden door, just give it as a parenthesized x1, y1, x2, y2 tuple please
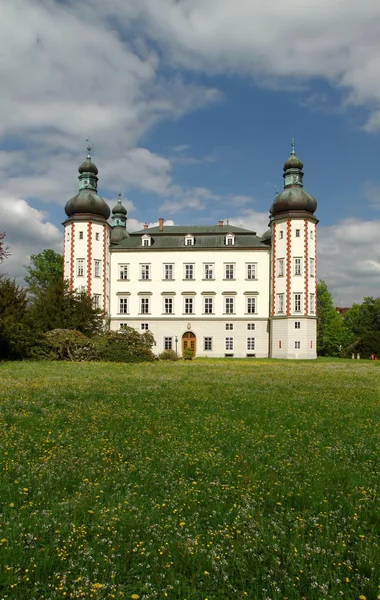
(182, 332, 196, 356)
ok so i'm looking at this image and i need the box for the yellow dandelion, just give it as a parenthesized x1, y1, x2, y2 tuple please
(179, 521, 185, 527)
(131, 595, 140, 599)
(204, 571, 209, 576)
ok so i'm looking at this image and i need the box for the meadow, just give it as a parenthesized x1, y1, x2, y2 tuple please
(0, 359, 379, 600)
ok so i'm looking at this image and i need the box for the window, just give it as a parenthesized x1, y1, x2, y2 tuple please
(225, 337, 234, 350)
(247, 297, 256, 314)
(279, 230, 284, 239)
(278, 258, 284, 277)
(164, 298, 173, 314)
(225, 234, 235, 246)
(93, 294, 101, 308)
(247, 323, 255, 330)
(224, 264, 235, 280)
(295, 229, 300, 237)
(225, 323, 233, 330)
(204, 337, 212, 351)
(295, 341, 301, 349)
(185, 235, 194, 246)
(140, 298, 150, 314)
(143, 238, 150, 247)
(119, 298, 128, 314)
(204, 264, 214, 280)
(294, 258, 302, 276)
(294, 294, 302, 312)
(278, 340, 282, 349)
(295, 321, 301, 329)
(184, 297, 194, 314)
(141, 264, 150, 280)
(119, 264, 129, 280)
(204, 297, 213, 314)
(225, 297, 234, 314)
(310, 293, 315, 314)
(77, 259, 84, 277)
(141, 323, 148, 331)
(94, 260, 101, 278)
(79, 231, 84, 240)
(310, 230, 314, 240)
(164, 264, 173, 280)
(120, 322, 128, 329)
(184, 264, 194, 279)
(95, 232, 99, 241)
(277, 293, 284, 313)
(247, 263, 257, 280)
(164, 337, 173, 350)
(310, 258, 315, 277)
(247, 337, 255, 351)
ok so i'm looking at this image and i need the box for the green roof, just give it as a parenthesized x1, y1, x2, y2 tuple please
(112, 225, 268, 250)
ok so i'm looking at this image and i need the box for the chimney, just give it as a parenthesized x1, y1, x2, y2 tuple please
(226, 218, 230, 225)
(159, 217, 164, 232)
(218, 220, 224, 228)
(143, 223, 148, 230)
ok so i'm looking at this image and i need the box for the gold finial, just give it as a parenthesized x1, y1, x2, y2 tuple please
(86, 138, 91, 159)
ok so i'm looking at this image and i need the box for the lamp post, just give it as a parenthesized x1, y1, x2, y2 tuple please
(175, 335, 178, 356)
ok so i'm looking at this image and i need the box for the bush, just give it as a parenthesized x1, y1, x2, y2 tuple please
(158, 349, 180, 361)
(40, 329, 98, 361)
(183, 348, 194, 361)
(93, 327, 156, 363)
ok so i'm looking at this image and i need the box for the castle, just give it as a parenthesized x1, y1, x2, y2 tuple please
(63, 142, 318, 358)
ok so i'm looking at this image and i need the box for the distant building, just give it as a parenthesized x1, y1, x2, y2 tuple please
(63, 141, 318, 358)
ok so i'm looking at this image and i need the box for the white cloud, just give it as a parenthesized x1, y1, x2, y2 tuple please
(0, 195, 62, 285)
(318, 218, 380, 305)
(229, 210, 269, 235)
(108, 0, 380, 129)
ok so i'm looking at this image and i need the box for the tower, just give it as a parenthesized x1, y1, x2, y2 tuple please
(269, 141, 318, 359)
(63, 143, 111, 314)
(110, 192, 129, 244)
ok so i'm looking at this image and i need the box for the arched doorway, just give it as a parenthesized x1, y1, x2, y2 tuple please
(182, 332, 196, 356)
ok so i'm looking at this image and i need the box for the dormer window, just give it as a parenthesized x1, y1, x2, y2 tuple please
(142, 234, 151, 247)
(225, 234, 235, 246)
(185, 234, 194, 246)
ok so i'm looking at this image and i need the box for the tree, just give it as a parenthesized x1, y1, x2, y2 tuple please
(30, 279, 104, 336)
(0, 231, 10, 263)
(0, 276, 41, 359)
(317, 280, 354, 356)
(344, 297, 380, 336)
(24, 249, 63, 296)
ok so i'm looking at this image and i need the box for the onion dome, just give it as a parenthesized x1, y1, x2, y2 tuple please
(64, 142, 110, 220)
(270, 140, 317, 218)
(110, 192, 129, 244)
(261, 228, 272, 244)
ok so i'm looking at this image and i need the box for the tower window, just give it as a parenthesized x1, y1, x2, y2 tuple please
(310, 293, 315, 314)
(294, 294, 302, 312)
(295, 229, 300, 237)
(94, 260, 101, 278)
(277, 293, 284, 313)
(95, 232, 100, 241)
(246, 263, 257, 280)
(79, 231, 84, 240)
(279, 231, 284, 239)
(295, 341, 301, 349)
(295, 321, 301, 329)
(119, 264, 129, 280)
(277, 258, 284, 277)
(77, 259, 84, 277)
(294, 258, 302, 276)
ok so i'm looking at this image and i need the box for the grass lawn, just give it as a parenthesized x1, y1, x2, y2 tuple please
(0, 359, 379, 600)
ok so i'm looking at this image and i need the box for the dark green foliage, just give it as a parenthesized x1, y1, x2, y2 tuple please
(0, 277, 42, 360)
(24, 249, 63, 296)
(344, 297, 380, 336)
(183, 348, 194, 360)
(0, 230, 10, 263)
(158, 349, 180, 361)
(355, 331, 380, 358)
(317, 280, 354, 356)
(30, 279, 104, 336)
(93, 327, 156, 362)
(39, 329, 99, 361)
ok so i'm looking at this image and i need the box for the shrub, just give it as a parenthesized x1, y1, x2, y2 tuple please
(93, 327, 156, 363)
(183, 348, 194, 361)
(158, 349, 180, 361)
(40, 329, 98, 361)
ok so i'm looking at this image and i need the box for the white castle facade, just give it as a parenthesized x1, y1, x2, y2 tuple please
(63, 142, 318, 359)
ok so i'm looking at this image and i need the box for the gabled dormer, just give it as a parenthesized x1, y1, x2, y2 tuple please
(225, 233, 235, 246)
(184, 234, 195, 246)
(142, 234, 152, 247)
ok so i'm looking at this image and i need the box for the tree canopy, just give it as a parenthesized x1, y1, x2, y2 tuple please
(0, 231, 10, 263)
(24, 249, 63, 296)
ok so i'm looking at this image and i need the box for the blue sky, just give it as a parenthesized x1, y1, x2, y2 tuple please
(1, 0, 380, 304)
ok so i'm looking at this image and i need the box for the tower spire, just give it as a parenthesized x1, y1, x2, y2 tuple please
(86, 138, 92, 159)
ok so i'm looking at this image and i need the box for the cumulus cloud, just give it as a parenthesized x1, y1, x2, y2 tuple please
(0, 196, 62, 284)
(318, 218, 380, 305)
